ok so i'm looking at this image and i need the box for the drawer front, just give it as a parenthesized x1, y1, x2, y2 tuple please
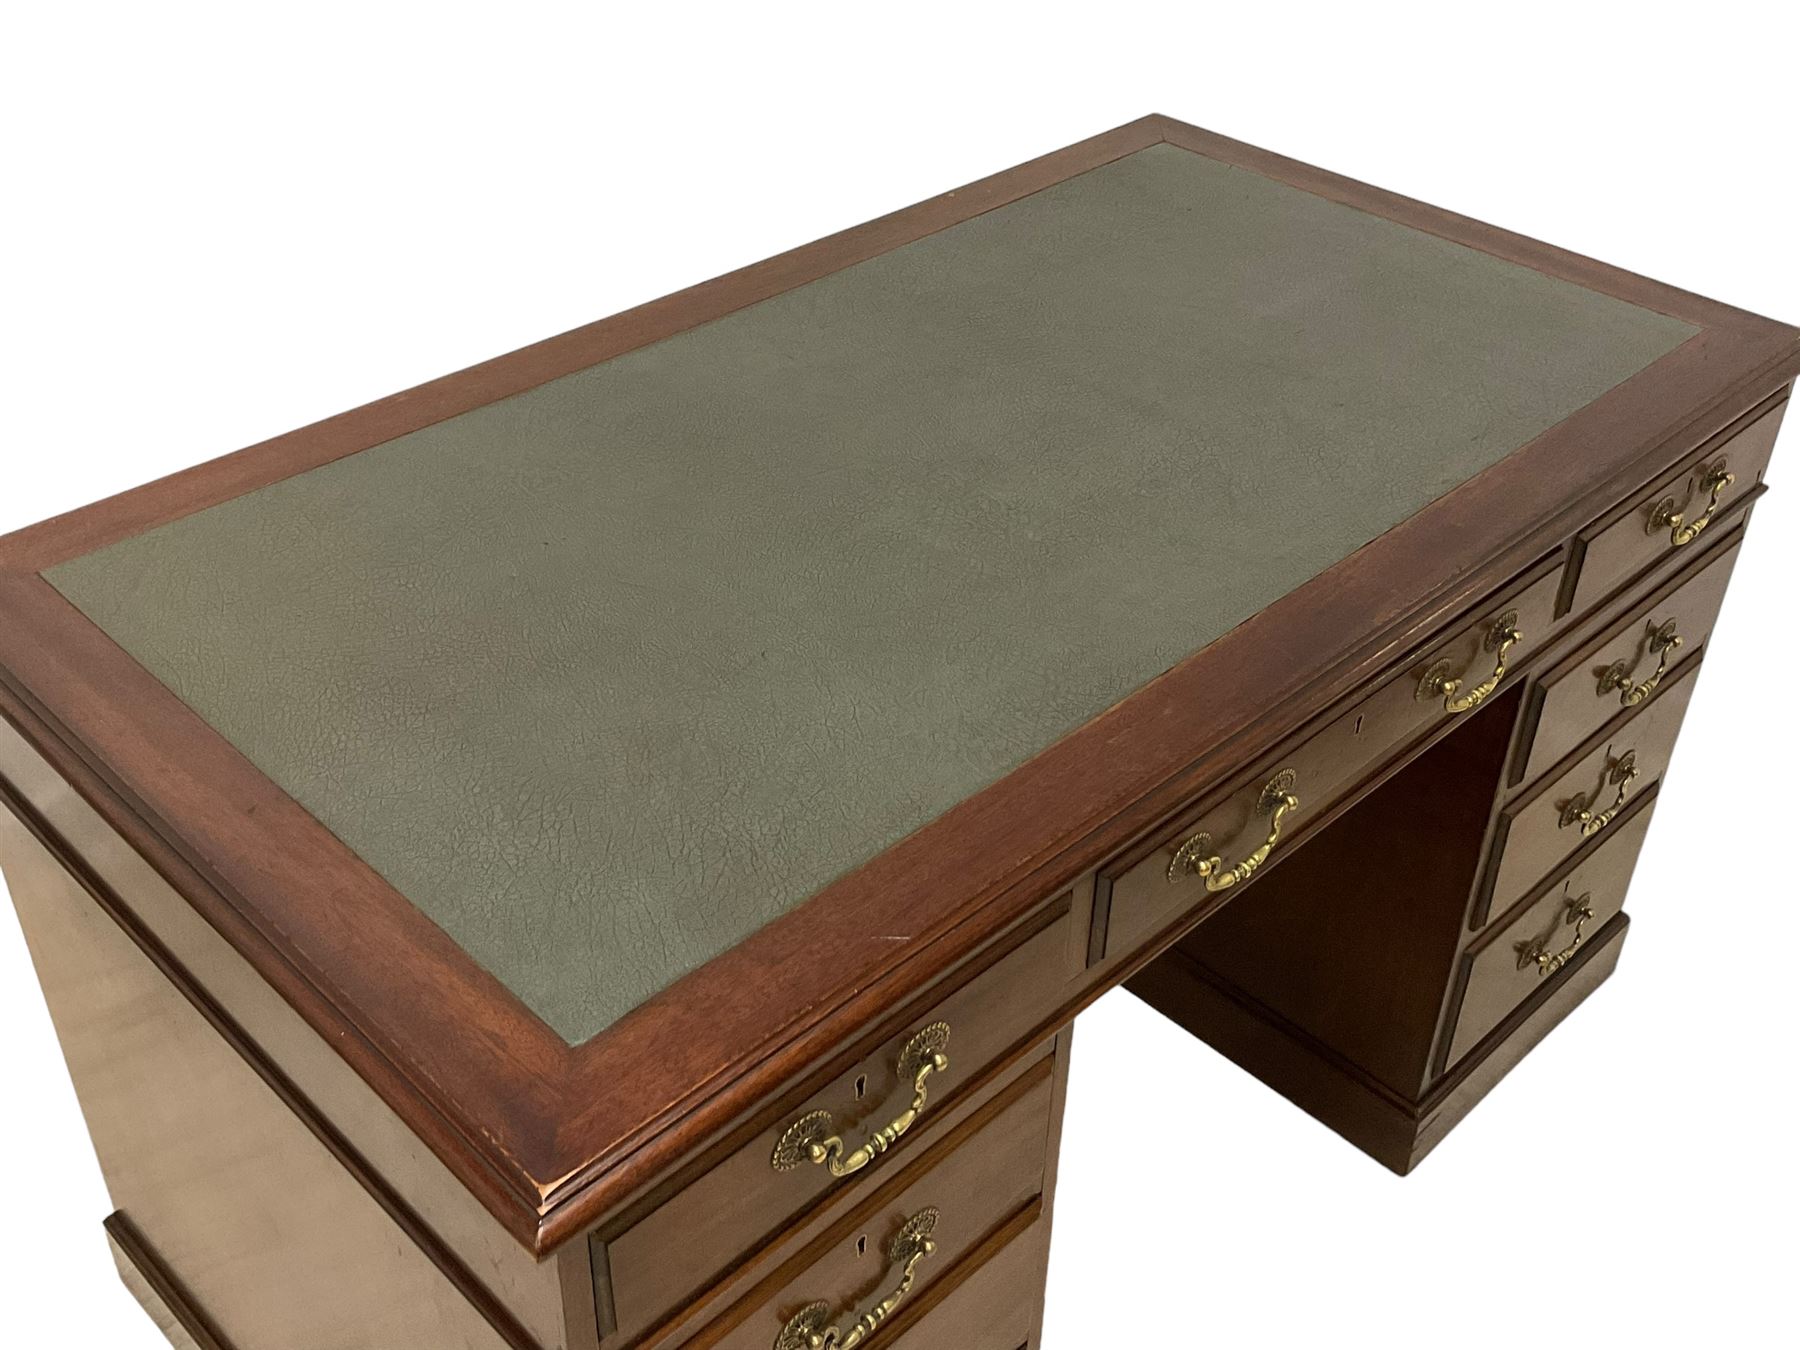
(1099, 564, 1563, 959)
(1565, 398, 1783, 617)
(1447, 794, 1657, 1065)
(691, 1063, 1054, 1350)
(606, 902, 1075, 1340)
(884, 1217, 1047, 1350)
(1480, 656, 1700, 925)
(1519, 536, 1741, 786)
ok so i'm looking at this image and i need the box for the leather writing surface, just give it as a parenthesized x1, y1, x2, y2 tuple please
(46, 144, 1695, 1042)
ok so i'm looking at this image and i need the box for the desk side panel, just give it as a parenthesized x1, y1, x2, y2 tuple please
(0, 717, 589, 1350)
(0, 808, 514, 1350)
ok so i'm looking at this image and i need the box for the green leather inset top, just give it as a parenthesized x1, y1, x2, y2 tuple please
(47, 144, 1696, 1042)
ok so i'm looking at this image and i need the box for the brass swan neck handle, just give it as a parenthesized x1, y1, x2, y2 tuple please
(1649, 460, 1735, 547)
(1167, 771, 1301, 893)
(1559, 750, 1640, 839)
(775, 1209, 940, 1350)
(1417, 612, 1524, 715)
(1599, 618, 1683, 707)
(772, 1024, 952, 1178)
(1518, 893, 1596, 979)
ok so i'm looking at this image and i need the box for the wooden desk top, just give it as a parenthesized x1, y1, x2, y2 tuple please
(40, 141, 1696, 1045)
(1, 116, 1793, 1250)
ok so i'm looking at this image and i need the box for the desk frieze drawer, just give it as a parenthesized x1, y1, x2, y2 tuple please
(1516, 533, 1742, 787)
(1563, 396, 1784, 618)
(1096, 563, 1563, 961)
(600, 902, 1075, 1344)
(1446, 792, 1658, 1067)
(680, 1062, 1054, 1350)
(1477, 656, 1701, 927)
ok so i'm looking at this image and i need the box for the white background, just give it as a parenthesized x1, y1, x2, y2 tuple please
(2, 5, 1796, 1347)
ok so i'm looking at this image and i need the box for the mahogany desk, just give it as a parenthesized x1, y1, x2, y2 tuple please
(1, 117, 1793, 1349)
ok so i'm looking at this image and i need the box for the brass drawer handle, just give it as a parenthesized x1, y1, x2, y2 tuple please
(771, 1024, 951, 1177)
(1559, 749, 1639, 838)
(775, 1208, 939, 1350)
(1416, 612, 1523, 714)
(1517, 892, 1595, 978)
(1599, 618, 1682, 707)
(1649, 460, 1734, 547)
(1167, 770, 1300, 892)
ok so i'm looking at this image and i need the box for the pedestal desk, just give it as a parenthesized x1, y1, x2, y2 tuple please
(1, 116, 1792, 1349)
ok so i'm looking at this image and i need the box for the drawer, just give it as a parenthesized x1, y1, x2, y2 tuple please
(686, 1062, 1054, 1350)
(1098, 561, 1563, 960)
(1516, 534, 1741, 786)
(1563, 396, 1783, 617)
(882, 1215, 1047, 1350)
(604, 900, 1075, 1341)
(1477, 656, 1700, 926)
(1446, 792, 1657, 1066)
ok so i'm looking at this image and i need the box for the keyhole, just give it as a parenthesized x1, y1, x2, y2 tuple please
(854, 1074, 868, 1100)
(856, 1235, 868, 1258)
(1353, 714, 1366, 737)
